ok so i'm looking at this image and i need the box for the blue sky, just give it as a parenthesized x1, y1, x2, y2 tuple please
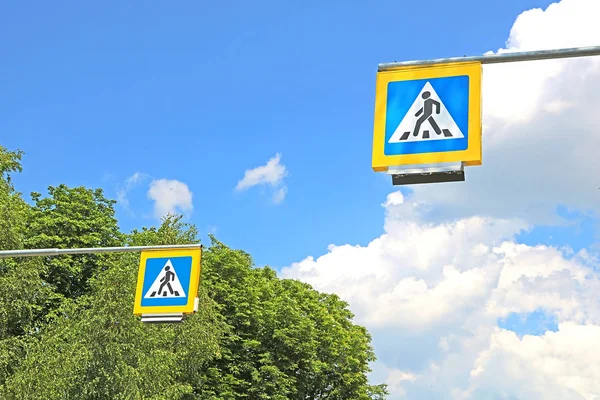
(0, 0, 562, 270)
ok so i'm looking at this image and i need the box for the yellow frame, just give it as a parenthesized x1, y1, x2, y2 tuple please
(371, 61, 482, 172)
(133, 247, 202, 316)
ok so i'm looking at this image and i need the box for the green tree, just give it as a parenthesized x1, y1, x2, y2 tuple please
(3, 229, 388, 399)
(195, 236, 389, 399)
(25, 184, 124, 300)
(0, 145, 27, 252)
(127, 213, 199, 247)
(2, 217, 224, 400)
(0, 146, 57, 388)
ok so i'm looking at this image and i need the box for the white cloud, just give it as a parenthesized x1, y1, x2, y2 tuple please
(272, 186, 287, 205)
(117, 172, 149, 210)
(459, 324, 600, 399)
(235, 153, 288, 204)
(115, 173, 194, 220)
(281, 191, 600, 399)
(126, 172, 145, 185)
(369, 364, 418, 398)
(406, 0, 600, 225)
(147, 178, 193, 220)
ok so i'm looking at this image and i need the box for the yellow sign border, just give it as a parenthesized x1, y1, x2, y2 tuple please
(133, 247, 202, 316)
(372, 61, 482, 172)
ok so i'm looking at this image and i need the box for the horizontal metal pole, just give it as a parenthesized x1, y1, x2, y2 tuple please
(378, 45, 600, 71)
(0, 244, 201, 258)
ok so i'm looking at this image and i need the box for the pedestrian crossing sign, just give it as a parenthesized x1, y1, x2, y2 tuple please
(133, 246, 202, 316)
(372, 61, 482, 172)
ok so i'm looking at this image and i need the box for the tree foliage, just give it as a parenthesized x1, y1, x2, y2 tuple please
(26, 184, 124, 299)
(0, 145, 27, 252)
(0, 145, 388, 399)
(196, 237, 388, 399)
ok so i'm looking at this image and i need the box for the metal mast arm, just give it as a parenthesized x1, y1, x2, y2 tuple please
(378, 46, 600, 71)
(0, 244, 201, 259)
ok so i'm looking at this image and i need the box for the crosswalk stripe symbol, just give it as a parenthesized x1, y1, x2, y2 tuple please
(143, 259, 186, 299)
(388, 81, 465, 143)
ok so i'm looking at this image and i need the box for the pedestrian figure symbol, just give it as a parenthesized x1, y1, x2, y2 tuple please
(387, 81, 465, 144)
(150, 265, 180, 297)
(409, 91, 453, 139)
(143, 259, 186, 299)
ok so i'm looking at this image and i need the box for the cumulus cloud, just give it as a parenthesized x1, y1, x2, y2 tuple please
(147, 178, 193, 220)
(282, 3, 600, 396)
(235, 153, 288, 204)
(281, 191, 600, 399)
(407, 0, 600, 225)
(114, 172, 193, 220)
(460, 324, 600, 399)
